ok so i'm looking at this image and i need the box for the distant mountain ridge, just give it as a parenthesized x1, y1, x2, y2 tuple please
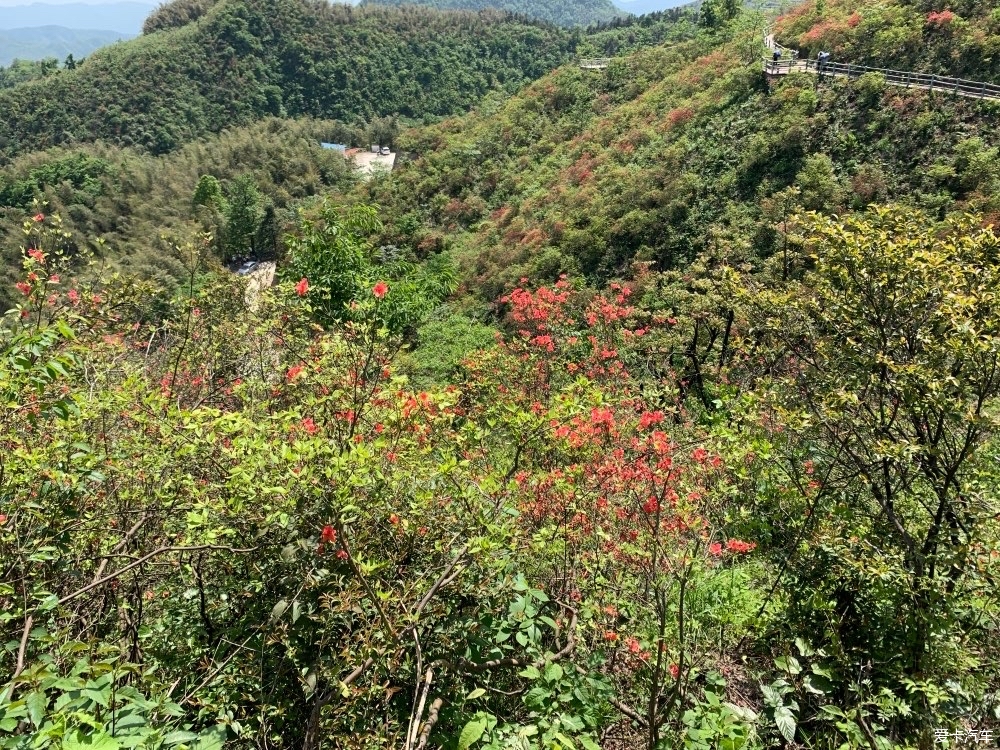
(0, 2, 154, 33)
(360, 0, 625, 27)
(0, 25, 129, 64)
(611, 0, 692, 15)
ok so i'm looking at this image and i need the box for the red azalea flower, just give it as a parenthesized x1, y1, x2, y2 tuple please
(372, 281, 389, 299)
(709, 542, 724, 556)
(604, 631, 619, 642)
(295, 277, 309, 297)
(301, 417, 318, 434)
(627, 637, 641, 654)
(321, 525, 337, 543)
(0, 514, 7, 526)
(67, 289, 80, 304)
(32, 213, 44, 222)
(15, 281, 32, 296)
(726, 539, 756, 554)
(336, 549, 349, 560)
(286, 365, 304, 381)
(669, 663, 680, 679)
(27, 249, 45, 263)
(389, 513, 399, 525)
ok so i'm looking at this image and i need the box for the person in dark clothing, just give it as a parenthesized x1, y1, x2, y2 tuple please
(773, 50, 781, 62)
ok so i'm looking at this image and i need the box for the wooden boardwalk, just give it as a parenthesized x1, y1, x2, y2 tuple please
(763, 35, 1000, 101)
(580, 58, 611, 70)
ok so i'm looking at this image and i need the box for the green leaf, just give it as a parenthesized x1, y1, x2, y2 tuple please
(544, 662, 563, 682)
(192, 725, 228, 750)
(760, 685, 782, 706)
(559, 714, 585, 732)
(25, 690, 46, 728)
(518, 665, 541, 680)
(774, 656, 801, 675)
(819, 705, 846, 719)
(83, 688, 110, 708)
(774, 706, 796, 742)
(62, 730, 121, 750)
(457, 718, 488, 750)
(270, 599, 288, 623)
(466, 688, 486, 700)
(163, 731, 200, 746)
(811, 663, 833, 679)
(553, 732, 577, 750)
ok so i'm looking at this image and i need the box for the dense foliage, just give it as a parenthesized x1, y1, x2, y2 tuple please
(0, 0, 696, 312)
(361, 0, 625, 28)
(2, 202, 998, 749)
(0, 118, 360, 311)
(353, 13, 1000, 301)
(4, 0, 1000, 747)
(0, 0, 576, 161)
(773, 0, 1000, 83)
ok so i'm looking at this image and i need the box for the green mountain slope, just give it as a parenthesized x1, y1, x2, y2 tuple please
(356, 16, 1000, 300)
(0, 0, 576, 162)
(0, 118, 358, 309)
(361, 0, 626, 27)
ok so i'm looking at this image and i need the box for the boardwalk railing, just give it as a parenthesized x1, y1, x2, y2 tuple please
(580, 58, 611, 70)
(763, 58, 1000, 100)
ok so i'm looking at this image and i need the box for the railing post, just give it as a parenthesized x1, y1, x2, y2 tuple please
(983, 81, 988, 99)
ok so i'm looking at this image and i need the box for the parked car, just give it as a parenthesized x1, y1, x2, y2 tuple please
(237, 260, 257, 275)
(380, 146, 391, 156)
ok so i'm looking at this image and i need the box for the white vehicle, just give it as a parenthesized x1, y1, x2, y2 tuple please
(237, 260, 257, 275)
(380, 146, 391, 156)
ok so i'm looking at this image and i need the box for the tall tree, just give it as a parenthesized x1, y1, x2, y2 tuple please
(741, 206, 1000, 730)
(223, 174, 264, 260)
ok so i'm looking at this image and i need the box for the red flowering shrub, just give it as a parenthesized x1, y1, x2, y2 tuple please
(926, 9, 957, 26)
(667, 107, 695, 128)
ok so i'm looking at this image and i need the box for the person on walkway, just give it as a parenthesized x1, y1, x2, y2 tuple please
(773, 50, 782, 63)
(817, 51, 830, 70)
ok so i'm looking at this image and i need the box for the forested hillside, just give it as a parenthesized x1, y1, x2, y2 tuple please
(361, 0, 625, 27)
(356, 14, 1000, 299)
(0, 0, 575, 161)
(0, 118, 360, 309)
(0, 0, 696, 311)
